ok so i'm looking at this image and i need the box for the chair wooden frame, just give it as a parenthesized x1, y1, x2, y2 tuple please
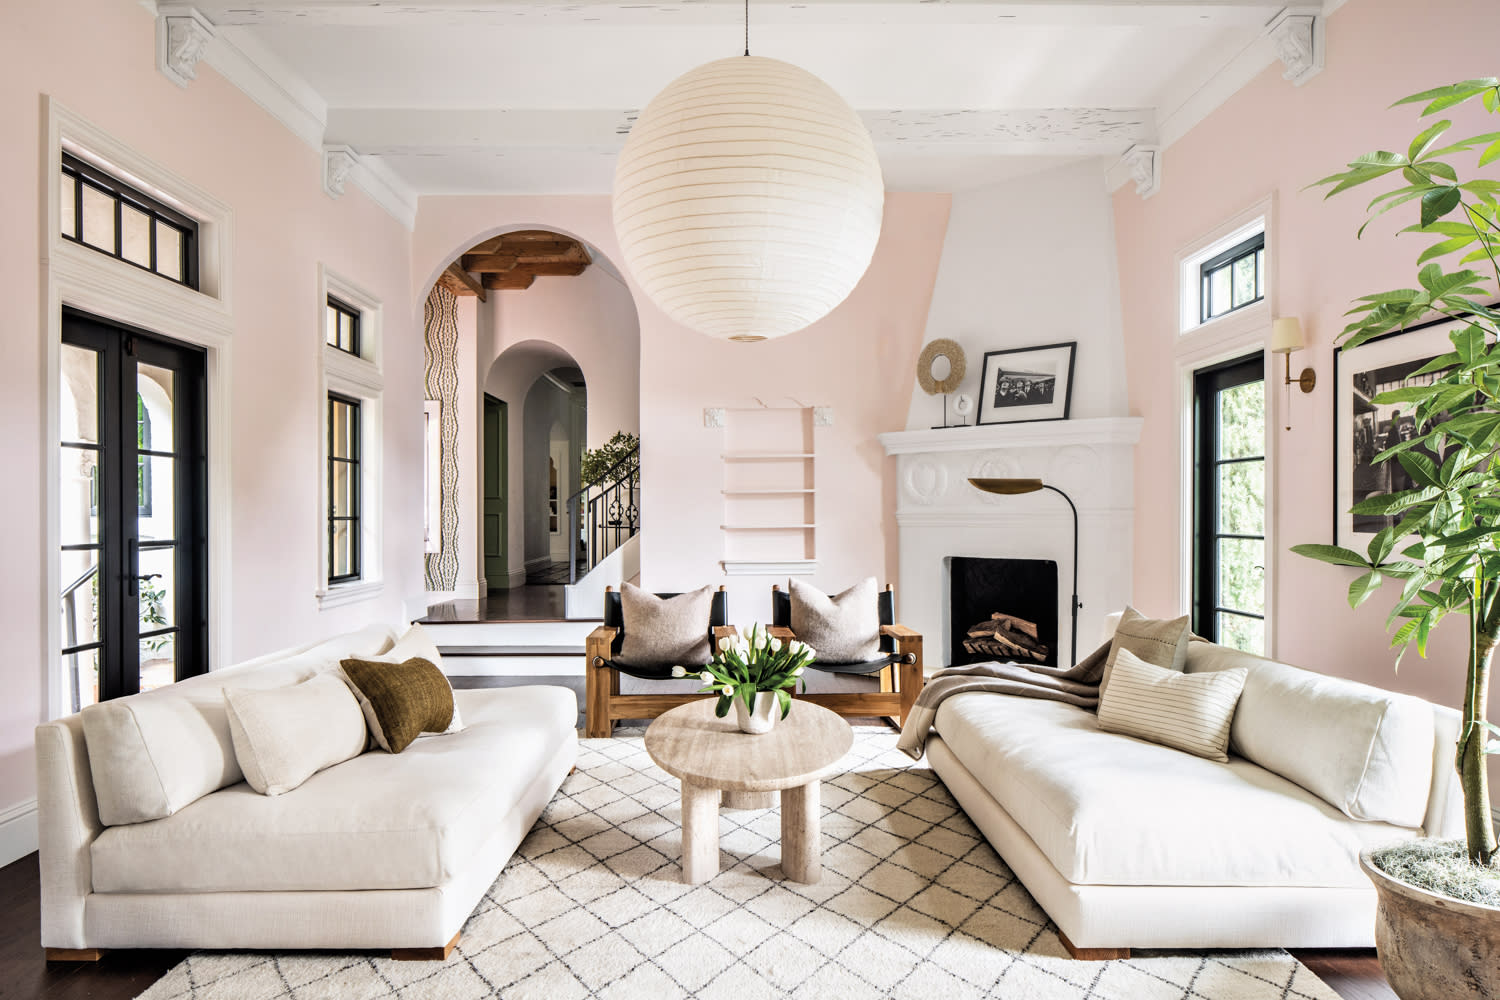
(769, 583, 924, 727)
(585, 586, 734, 738)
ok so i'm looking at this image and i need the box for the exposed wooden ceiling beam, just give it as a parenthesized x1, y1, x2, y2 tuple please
(436, 262, 487, 301)
(460, 253, 520, 273)
(482, 272, 537, 290)
(513, 261, 588, 277)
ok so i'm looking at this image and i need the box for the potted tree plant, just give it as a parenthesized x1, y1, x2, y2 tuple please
(1293, 77, 1500, 999)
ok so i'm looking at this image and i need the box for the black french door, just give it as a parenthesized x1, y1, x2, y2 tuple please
(60, 310, 208, 709)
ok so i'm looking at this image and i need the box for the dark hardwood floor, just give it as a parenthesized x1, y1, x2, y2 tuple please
(0, 849, 1396, 1000)
(417, 582, 575, 623)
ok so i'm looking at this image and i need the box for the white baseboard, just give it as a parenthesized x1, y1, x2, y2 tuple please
(0, 798, 38, 868)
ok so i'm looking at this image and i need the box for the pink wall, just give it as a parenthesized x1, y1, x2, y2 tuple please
(1113, 0, 1500, 721)
(2, 0, 420, 839)
(415, 193, 950, 621)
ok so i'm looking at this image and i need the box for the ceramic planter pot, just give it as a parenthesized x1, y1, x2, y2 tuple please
(1360, 848, 1500, 999)
(733, 691, 781, 735)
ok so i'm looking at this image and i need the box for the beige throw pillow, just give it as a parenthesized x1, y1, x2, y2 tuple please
(616, 583, 715, 667)
(1097, 648, 1248, 762)
(789, 577, 881, 664)
(223, 673, 369, 795)
(1103, 606, 1192, 691)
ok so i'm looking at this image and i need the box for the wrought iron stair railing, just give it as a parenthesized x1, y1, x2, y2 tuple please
(566, 445, 639, 584)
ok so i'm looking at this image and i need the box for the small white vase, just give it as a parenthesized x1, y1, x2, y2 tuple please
(734, 691, 781, 735)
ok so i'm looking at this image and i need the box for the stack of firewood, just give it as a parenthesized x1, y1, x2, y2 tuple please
(964, 613, 1050, 662)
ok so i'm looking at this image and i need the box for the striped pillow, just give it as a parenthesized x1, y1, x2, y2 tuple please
(1097, 648, 1248, 762)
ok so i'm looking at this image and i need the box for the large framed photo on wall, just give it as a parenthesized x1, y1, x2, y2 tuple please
(1334, 313, 1469, 548)
(977, 341, 1077, 426)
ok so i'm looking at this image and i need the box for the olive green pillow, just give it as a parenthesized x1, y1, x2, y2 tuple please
(339, 657, 455, 754)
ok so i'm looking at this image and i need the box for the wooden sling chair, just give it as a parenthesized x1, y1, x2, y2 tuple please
(768, 583, 924, 727)
(585, 585, 733, 738)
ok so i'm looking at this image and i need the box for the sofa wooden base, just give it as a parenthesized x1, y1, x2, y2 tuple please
(1057, 929, 1129, 961)
(45, 947, 105, 962)
(391, 932, 460, 961)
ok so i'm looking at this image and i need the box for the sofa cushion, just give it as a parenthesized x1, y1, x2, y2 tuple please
(1186, 643, 1435, 828)
(934, 692, 1420, 888)
(1096, 648, 1247, 762)
(225, 674, 370, 794)
(90, 685, 577, 893)
(80, 625, 396, 826)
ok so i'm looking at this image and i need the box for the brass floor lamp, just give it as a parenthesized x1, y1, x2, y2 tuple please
(967, 477, 1081, 665)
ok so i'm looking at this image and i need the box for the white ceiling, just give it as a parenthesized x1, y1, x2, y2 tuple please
(183, 0, 1320, 195)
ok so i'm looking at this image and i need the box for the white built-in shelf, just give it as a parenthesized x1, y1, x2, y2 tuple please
(722, 559, 818, 576)
(721, 488, 816, 496)
(721, 524, 817, 531)
(720, 452, 815, 461)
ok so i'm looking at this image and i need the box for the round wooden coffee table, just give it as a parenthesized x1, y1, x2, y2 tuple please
(644, 699, 853, 884)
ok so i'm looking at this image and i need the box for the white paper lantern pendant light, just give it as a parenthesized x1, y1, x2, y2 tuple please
(612, 2, 885, 342)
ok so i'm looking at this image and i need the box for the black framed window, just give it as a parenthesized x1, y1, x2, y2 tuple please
(326, 297, 361, 356)
(1200, 232, 1264, 323)
(1193, 353, 1266, 654)
(60, 153, 198, 289)
(328, 394, 361, 583)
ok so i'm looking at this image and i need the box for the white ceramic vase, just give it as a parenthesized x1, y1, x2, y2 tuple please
(734, 691, 781, 735)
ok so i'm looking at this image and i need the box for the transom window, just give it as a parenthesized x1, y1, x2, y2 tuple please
(326, 297, 361, 356)
(1199, 232, 1264, 323)
(60, 153, 198, 289)
(328, 394, 361, 583)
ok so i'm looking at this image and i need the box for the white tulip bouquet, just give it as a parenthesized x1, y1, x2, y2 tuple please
(671, 623, 816, 720)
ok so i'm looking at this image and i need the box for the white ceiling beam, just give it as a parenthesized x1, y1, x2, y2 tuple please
(327, 106, 1156, 158)
(185, 0, 1282, 29)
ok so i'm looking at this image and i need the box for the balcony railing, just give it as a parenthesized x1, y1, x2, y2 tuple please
(566, 445, 639, 584)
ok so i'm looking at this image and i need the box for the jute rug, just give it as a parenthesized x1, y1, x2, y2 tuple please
(138, 729, 1343, 999)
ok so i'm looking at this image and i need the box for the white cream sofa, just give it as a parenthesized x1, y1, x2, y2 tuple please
(927, 632, 1464, 957)
(36, 624, 577, 959)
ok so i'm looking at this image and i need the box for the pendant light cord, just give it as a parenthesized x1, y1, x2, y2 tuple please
(744, 0, 749, 56)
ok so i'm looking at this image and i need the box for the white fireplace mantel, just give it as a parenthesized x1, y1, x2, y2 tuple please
(880, 416, 1143, 670)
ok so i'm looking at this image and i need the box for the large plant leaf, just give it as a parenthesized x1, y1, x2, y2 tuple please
(1349, 570, 1384, 608)
(1289, 543, 1371, 568)
(1421, 186, 1464, 226)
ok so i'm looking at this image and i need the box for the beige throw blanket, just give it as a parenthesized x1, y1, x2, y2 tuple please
(896, 641, 1109, 761)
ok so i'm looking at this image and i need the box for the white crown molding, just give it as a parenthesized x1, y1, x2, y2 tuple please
(155, 6, 215, 88)
(349, 153, 418, 231)
(1266, 8, 1324, 87)
(879, 416, 1144, 456)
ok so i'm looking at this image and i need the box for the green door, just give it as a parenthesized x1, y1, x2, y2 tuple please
(483, 395, 507, 589)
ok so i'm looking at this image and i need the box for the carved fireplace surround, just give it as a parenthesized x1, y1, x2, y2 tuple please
(878, 417, 1144, 669)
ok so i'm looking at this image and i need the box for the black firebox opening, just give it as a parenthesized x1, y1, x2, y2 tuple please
(948, 556, 1059, 668)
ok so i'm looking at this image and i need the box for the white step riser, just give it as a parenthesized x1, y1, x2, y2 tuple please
(444, 655, 585, 677)
(423, 621, 597, 647)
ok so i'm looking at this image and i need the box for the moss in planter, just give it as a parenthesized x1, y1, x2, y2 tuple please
(1372, 839, 1500, 907)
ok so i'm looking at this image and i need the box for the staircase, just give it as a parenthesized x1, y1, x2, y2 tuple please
(419, 444, 642, 724)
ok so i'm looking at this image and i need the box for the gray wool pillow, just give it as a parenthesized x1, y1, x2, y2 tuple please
(790, 577, 882, 664)
(615, 583, 715, 668)
(1102, 606, 1192, 692)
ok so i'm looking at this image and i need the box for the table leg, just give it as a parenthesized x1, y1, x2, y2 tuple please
(722, 789, 777, 810)
(781, 779, 821, 884)
(680, 781, 720, 884)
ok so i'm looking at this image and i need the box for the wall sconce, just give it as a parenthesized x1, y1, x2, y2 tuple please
(1271, 317, 1315, 431)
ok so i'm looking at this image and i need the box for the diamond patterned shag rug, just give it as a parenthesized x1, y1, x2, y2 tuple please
(137, 728, 1343, 999)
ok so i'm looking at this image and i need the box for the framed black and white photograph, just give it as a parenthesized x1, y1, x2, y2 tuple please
(1334, 313, 1466, 548)
(977, 341, 1077, 426)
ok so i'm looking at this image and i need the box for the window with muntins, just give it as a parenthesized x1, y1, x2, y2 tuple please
(1193, 354, 1266, 654)
(60, 153, 198, 288)
(328, 394, 361, 583)
(1199, 232, 1264, 323)
(326, 297, 361, 356)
